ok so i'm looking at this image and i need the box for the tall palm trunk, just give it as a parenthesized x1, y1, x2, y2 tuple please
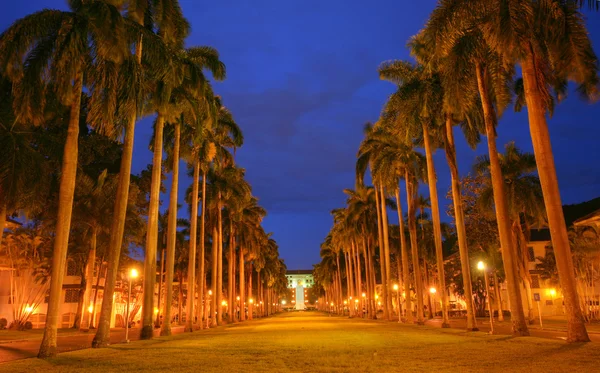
(161, 122, 180, 336)
(197, 171, 207, 329)
(476, 64, 529, 336)
(185, 158, 200, 332)
(140, 114, 165, 339)
(228, 223, 235, 322)
(395, 189, 413, 323)
(239, 249, 245, 321)
(515, 221, 535, 323)
(248, 263, 253, 320)
(422, 125, 450, 327)
(443, 115, 478, 331)
(39, 68, 82, 358)
(493, 271, 504, 322)
(216, 193, 223, 325)
(379, 186, 393, 320)
(211, 226, 218, 326)
(406, 174, 424, 325)
(94, 37, 143, 347)
(521, 47, 589, 343)
(81, 227, 97, 331)
(345, 252, 353, 316)
(177, 273, 183, 324)
(336, 253, 343, 315)
(374, 185, 389, 320)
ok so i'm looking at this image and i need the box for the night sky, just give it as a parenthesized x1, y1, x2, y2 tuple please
(3, 1, 600, 270)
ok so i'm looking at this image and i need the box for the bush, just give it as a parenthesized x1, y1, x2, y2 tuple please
(24, 321, 33, 330)
(0, 318, 7, 330)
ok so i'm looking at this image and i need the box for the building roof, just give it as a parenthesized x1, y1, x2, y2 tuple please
(286, 269, 313, 275)
(573, 208, 600, 227)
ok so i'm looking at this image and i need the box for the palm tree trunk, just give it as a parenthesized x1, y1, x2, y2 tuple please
(336, 253, 343, 315)
(217, 193, 223, 325)
(476, 63, 529, 336)
(185, 158, 200, 332)
(228, 223, 235, 322)
(211, 226, 218, 326)
(521, 47, 589, 343)
(239, 249, 245, 321)
(493, 271, 504, 322)
(395, 189, 413, 323)
(156, 248, 165, 328)
(197, 171, 207, 329)
(248, 263, 253, 320)
(348, 247, 355, 315)
(422, 125, 450, 327)
(39, 68, 82, 358)
(514, 220, 535, 323)
(380, 186, 394, 320)
(443, 114, 478, 331)
(81, 227, 97, 331)
(139, 114, 165, 340)
(161, 121, 180, 337)
(178, 273, 183, 325)
(94, 36, 143, 347)
(406, 175, 425, 325)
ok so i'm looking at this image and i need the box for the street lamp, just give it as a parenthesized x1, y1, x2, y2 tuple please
(477, 261, 494, 334)
(429, 288, 437, 317)
(125, 268, 138, 343)
(393, 284, 401, 322)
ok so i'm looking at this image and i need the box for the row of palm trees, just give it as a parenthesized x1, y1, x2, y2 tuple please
(315, 0, 598, 343)
(0, 0, 288, 358)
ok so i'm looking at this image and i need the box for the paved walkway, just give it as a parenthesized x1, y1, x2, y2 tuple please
(0, 326, 185, 363)
(2, 313, 599, 365)
(2, 312, 600, 372)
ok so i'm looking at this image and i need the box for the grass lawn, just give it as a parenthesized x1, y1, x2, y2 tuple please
(2, 312, 600, 372)
(0, 328, 79, 343)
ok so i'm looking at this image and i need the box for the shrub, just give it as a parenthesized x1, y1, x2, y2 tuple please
(24, 321, 33, 330)
(0, 318, 7, 330)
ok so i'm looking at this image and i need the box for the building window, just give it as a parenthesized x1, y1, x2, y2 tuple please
(531, 275, 540, 289)
(546, 300, 553, 306)
(66, 260, 78, 276)
(527, 247, 535, 262)
(65, 289, 80, 303)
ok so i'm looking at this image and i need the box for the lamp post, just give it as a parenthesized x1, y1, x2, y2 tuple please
(429, 288, 437, 318)
(477, 261, 494, 334)
(125, 268, 139, 343)
(549, 288, 556, 316)
(393, 284, 401, 322)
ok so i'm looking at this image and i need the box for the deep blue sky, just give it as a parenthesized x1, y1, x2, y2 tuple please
(3, 1, 600, 270)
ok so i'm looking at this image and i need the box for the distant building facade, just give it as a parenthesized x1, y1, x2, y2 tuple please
(286, 270, 314, 310)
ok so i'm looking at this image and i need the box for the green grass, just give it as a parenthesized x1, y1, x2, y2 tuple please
(0, 328, 80, 342)
(2, 312, 600, 372)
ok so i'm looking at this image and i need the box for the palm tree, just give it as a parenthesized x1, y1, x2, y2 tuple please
(420, 8, 530, 335)
(139, 0, 191, 340)
(0, 1, 130, 357)
(379, 62, 451, 328)
(71, 170, 117, 331)
(474, 142, 545, 324)
(431, 0, 597, 342)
